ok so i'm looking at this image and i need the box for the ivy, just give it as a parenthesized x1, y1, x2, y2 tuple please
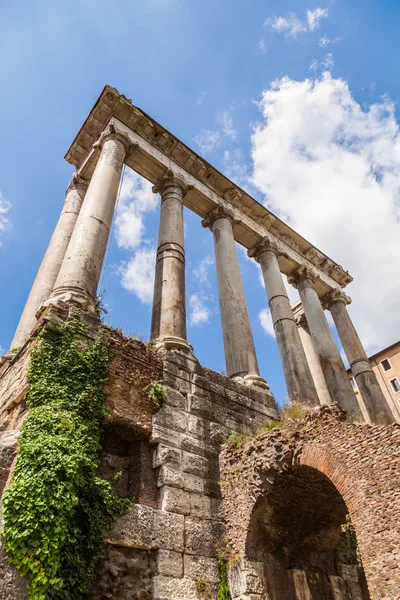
(1, 314, 129, 600)
(217, 550, 232, 600)
(144, 380, 167, 409)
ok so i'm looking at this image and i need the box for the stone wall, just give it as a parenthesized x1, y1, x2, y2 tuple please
(0, 310, 278, 599)
(220, 406, 400, 600)
(86, 345, 278, 599)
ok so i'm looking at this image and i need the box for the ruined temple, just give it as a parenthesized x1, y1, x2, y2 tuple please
(0, 86, 399, 600)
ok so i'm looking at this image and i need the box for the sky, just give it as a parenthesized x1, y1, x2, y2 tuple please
(1, 0, 400, 407)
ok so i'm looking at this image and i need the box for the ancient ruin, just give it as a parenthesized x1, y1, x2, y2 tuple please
(0, 85, 398, 600)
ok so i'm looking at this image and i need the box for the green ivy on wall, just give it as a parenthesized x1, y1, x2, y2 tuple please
(1, 314, 129, 600)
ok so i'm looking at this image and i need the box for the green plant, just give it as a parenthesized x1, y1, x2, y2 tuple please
(336, 514, 360, 565)
(259, 420, 281, 432)
(226, 431, 249, 450)
(217, 550, 232, 600)
(144, 380, 167, 409)
(1, 314, 129, 600)
(94, 291, 108, 317)
(195, 577, 209, 592)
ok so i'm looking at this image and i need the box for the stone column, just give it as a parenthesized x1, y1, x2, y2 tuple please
(50, 125, 132, 306)
(288, 266, 363, 420)
(8, 174, 88, 351)
(293, 304, 333, 406)
(248, 237, 319, 405)
(150, 173, 192, 352)
(325, 288, 394, 424)
(202, 205, 268, 389)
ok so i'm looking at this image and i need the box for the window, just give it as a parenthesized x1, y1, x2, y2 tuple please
(390, 378, 400, 393)
(380, 358, 392, 372)
(349, 377, 358, 391)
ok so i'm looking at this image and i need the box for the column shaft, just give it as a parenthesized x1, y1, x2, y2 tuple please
(251, 240, 319, 405)
(295, 313, 333, 406)
(289, 268, 363, 420)
(9, 175, 87, 350)
(150, 175, 189, 349)
(203, 206, 264, 384)
(327, 291, 394, 424)
(51, 131, 129, 303)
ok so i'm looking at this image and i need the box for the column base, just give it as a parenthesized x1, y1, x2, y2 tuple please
(151, 335, 194, 353)
(40, 288, 95, 315)
(233, 373, 271, 392)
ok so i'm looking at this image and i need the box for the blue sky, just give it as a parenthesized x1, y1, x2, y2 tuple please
(1, 0, 400, 406)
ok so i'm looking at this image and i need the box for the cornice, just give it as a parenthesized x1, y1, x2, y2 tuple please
(65, 85, 353, 289)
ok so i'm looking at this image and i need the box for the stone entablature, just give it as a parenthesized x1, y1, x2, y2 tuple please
(65, 85, 352, 295)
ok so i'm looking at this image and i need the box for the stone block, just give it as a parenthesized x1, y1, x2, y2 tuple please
(108, 504, 154, 549)
(153, 575, 198, 600)
(152, 510, 185, 552)
(153, 407, 188, 433)
(189, 493, 212, 519)
(159, 486, 191, 515)
(187, 414, 209, 438)
(187, 394, 213, 419)
(153, 444, 182, 469)
(185, 518, 225, 557)
(182, 472, 205, 495)
(181, 450, 211, 478)
(157, 549, 183, 577)
(151, 423, 184, 449)
(157, 466, 184, 489)
(180, 434, 218, 458)
(164, 387, 187, 410)
(184, 554, 219, 583)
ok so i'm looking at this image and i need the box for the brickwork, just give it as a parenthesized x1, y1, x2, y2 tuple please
(220, 406, 400, 600)
(1, 311, 399, 599)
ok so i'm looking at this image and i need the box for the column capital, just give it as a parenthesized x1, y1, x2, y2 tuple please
(287, 264, 317, 288)
(66, 172, 89, 195)
(323, 287, 352, 309)
(201, 204, 235, 230)
(93, 122, 137, 159)
(247, 235, 280, 262)
(152, 170, 190, 197)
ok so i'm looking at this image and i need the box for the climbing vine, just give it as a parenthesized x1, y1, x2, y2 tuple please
(1, 314, 129, 600)
(217, 550, 232, 600)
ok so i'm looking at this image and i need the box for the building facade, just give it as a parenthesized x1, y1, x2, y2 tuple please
(348, 341, 400, 423)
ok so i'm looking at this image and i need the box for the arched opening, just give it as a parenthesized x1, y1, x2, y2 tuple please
(244, 465, 370, 600)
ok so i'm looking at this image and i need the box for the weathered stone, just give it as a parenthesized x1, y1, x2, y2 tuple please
(183, 554, 219, 583)
(156, 549, 183, 577)
(108, 504, 154, 549)
(184, 518, 225, 557)
(152, 510, 185, 552)
(159, 486, 191, 515)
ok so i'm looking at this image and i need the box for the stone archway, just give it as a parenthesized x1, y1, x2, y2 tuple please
(220, 407, 400, 600)
(241, 464, 370, 599)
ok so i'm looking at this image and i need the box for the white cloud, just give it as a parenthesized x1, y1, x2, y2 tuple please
(193, 255, 214, 285)
(189, 294, 211, 326)
(251, 72, 400, 355)
(259, 39, 267, 55)
(259, 308, 276, 338)
(266, 7, 328, 38)
(222, 149, 251, 190)
(193, 129, 220, 154)
(310, 53, 334, 73)
(118, 245, 156, 305)
(220, 109, 238, 141)
(0, 191, 11, 245)
(319, 36, 340, 47)
(307, 8, 329, 31)
(115, 168, 158, 250)
(196, 91, 206, 105)
(0, 345, 4, 355)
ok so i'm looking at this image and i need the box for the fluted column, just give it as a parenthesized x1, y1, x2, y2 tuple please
(8, 174, 88, 351)
(293, 305, 333, 406)
(325, 288, 394, 424)
(288, 266, 363, 420)
(150, 173, 192, 352)
(50, 125, 132, 306)
(249, 237, 319, 405)
(202, 205, 268, 389)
